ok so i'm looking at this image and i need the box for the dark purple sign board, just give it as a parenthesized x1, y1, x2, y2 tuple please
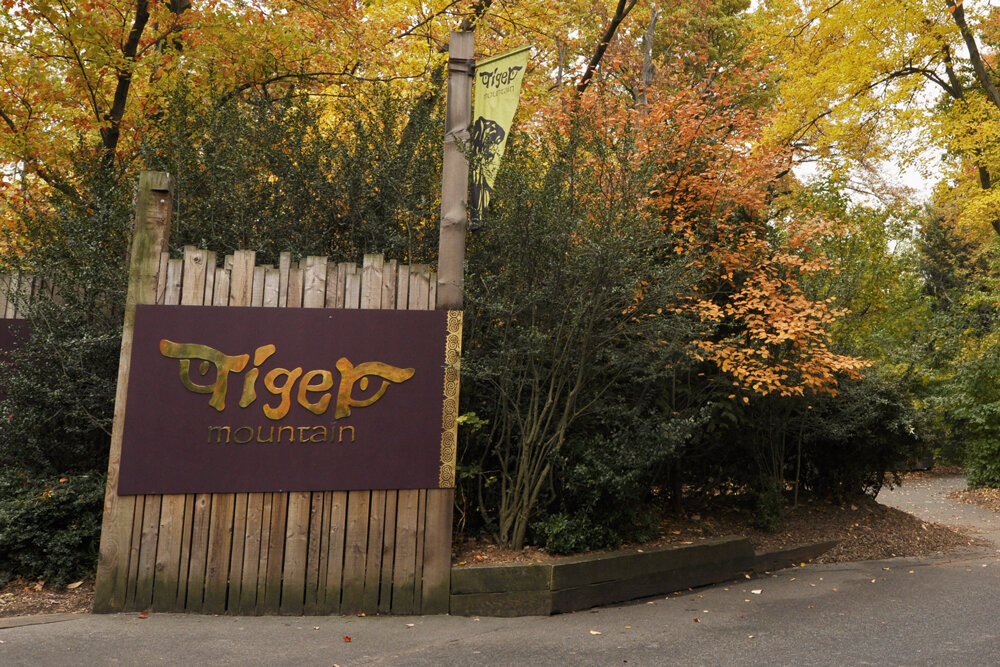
(117, 305, 462, 495)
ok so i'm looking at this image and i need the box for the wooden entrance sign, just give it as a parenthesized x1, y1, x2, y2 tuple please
(94, 172, 460, 615)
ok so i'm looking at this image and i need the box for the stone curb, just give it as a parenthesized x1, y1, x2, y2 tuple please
(0, 613, 84, 630)
(753, 540, 840, 574)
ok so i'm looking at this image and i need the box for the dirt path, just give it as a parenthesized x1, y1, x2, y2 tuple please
(878, 474, 1000, 548)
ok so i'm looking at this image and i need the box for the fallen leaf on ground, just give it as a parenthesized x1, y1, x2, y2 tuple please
(343, 636, 352, 642)
(589, 630, 602, 635)
(66, 581, 84, 590)
(751, 590, 762, 595)
(137, 611, 149, 619)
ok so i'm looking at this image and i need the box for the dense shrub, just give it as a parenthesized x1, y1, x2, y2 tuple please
(796, 373, 919, 499)
(0, 470, 105, 586)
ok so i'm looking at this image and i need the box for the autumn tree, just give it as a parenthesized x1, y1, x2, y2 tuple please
(756, 0, 1000, 237)
(459, 0, 874, 547)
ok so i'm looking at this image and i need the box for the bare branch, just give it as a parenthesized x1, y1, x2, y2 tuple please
(576, 0, 638, 95)
(100, 0, 150, 162)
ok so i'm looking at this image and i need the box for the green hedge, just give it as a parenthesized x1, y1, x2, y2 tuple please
(0, 470, 105, 586)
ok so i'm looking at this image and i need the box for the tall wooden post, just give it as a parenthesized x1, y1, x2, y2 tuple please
(437, 31, 474, 310)
(94, 171, 173, 612)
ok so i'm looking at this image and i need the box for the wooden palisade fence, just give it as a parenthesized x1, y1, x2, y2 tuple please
(94, 172, 456, 614)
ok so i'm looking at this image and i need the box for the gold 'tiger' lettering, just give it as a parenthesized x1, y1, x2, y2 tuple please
(160, 340, 415, 419)
(159, 340, 249, 411)
(335, 359, 415, 419)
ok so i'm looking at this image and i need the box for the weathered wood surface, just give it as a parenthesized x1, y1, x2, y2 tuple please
(92, 223, 455, 614)
(94, 172, 173, 612)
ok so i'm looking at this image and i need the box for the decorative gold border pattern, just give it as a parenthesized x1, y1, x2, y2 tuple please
(439, 310, 463, 487)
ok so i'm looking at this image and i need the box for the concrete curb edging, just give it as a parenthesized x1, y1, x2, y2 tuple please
(0, 613, 84, 630)
(754, 540, 840, 573)
(450, 536, 756, 617)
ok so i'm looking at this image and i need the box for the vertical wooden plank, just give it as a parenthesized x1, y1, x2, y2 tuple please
(301, 257, 328, 615)
(241, 259, 269, 614)
(390, 265, 432, 614)
(339, 490, 370, 614)
(132, 493, 161, 610)
(319, 262, 348, 614)
(360, 253, 384, 310)
(340, 259, 368, 614)
(391, 489, 419, 614)
(325, 262, 340, 309)
(187, 226, 217, 612)
(426, 264, 455, 614)
(381, 260, 398, 309)
(180, 248, 209, 305)
(408, 266, 432, 612)
(219, 250, 255, 613)
(302, 497, 325, 615)
(361, 490, 387, 612)
(237, 493, 264, 614)
(344, 266, 361, 309)
(277, 252, 291, 307)
(376, 258, 400, 614)
(428, 270, 438, 312)
(279, 262, 309, 614)
(95, 172, 172, 613)
(213, 267, 230, 305)
(302, 256, 328, 309)
(203, 252, 217, 306)
(262, 268, 280, 308)
(252, 266, 265, 307)
(248, 266, 281, 615)
(199, 266, 233, 614)
(321, 491, 348, 613)
(155, 253, 169, 305)
(184, 491, 211, 612)
(123, 494, 146, 609)
(287, 263, 304, 308)
(134, 258, 183, 610)
(420, 489, 454, 614)
(151, 254, 191, 611)
(413, 489, 428, 610)
(260, 259, 292, 614)
(396, 264, 410, 310)
(334, 263, 350, 308)
(359, 255, 387, 614)
(261, 492, 287, 613)
(173, 248, 210, 611)
(251, 492, 273, 615)
(229, 249, 255, 306)
(409, 265, 430, 311)
(377, 489, 398, 614)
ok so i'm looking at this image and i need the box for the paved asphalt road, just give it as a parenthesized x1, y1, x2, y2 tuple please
(2, 475, 999, 666)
